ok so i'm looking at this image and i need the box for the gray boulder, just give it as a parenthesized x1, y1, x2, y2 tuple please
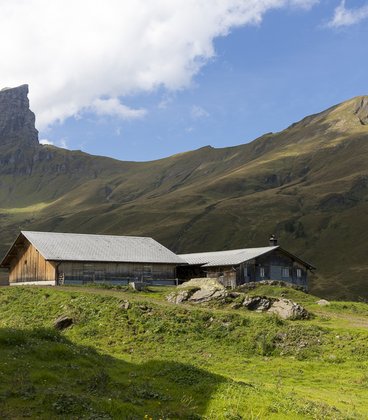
(119, 300, 131, 310)
(167, 289, 193, 304)
(241, 295, 309, 320)
(268, 298, 309, 320)
(189, 288, 227, 303)
(316, 299, 330, 306)
(242, 296, 272, 311)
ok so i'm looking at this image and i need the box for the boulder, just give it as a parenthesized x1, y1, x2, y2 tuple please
(167, 290, 192, 304)
(189, 287, 227, 303)
(268, 298, 309, 320)
(178, 278, 225, 290)
(119, 300, 131, 310)
(54, 315, 73, 330)
(242, 296, 272, 311)
(316, 299, 330, 306)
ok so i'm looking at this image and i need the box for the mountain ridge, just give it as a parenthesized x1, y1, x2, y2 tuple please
(0, 85, 367, 299)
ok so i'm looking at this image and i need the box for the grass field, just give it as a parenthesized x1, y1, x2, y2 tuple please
(0, 284, 367, 419)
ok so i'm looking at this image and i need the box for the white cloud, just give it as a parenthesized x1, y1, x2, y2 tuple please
(191, 105, 210, 119)
(59, 139, 68, 149)
(39, 138, 54, 145)
(328, 1, 368, 27)
(90, 98, 146, 120)
(0, 0, 318, 129)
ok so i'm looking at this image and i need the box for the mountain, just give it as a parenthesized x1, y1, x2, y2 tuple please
(1, 85, 368, 299)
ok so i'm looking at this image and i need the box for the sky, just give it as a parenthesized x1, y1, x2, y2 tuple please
(0, 0, 367, 161)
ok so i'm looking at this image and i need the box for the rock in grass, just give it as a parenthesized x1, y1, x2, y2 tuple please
(242, 296, 309, 319)
(167, 290, 192, 304)
(178, 278, 225, 290)
(54, 315, 73, 330)
(119, 300, 130, 310)
(242, 296, 272, 311)
(268, 299, 309, 320)
(316, 299, 330, 306)
(189, 288, 227, 303)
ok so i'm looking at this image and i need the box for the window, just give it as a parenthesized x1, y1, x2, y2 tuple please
(296, 268, 302, 278)
(260, 267, 265, 278)
(282, 267, 290, 277)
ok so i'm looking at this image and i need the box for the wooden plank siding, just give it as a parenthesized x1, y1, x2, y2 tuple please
(8, 242, 56, 284)
(7, 246, 177, 285)
(58, 261, 177, 285)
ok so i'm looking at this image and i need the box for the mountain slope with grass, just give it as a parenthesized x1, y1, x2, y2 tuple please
(0, 285, 367, 418)
(1, 86, 368, 299)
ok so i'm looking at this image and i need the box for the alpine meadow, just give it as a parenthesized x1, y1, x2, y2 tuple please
(1, 1, 368, 419)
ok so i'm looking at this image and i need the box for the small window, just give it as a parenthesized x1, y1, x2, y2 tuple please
(296, 269, 302, 278)
(260, 267, 265, 278)
(282, 267, 290, 277)
(24, 260, 27, 265)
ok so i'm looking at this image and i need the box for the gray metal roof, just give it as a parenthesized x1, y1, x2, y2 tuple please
(179, 246, 279, 267)
(20, 231, 185, 264)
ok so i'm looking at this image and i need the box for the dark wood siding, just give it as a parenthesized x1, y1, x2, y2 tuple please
(58, 261, 177, 285)
(255, 249, 307, 286)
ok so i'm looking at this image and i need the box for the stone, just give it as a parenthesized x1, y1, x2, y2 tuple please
(167, 281, 228, 304)
(178, 278, 225, 290)
(167, 290, 192, 304)
(54, 315, 73, 330)
(316, 299, 330, 306)
(189, 288, 217, 302)
(268, 298, 309, 320)
(242, 296, 272, 311)
(119, 300, 130, 310)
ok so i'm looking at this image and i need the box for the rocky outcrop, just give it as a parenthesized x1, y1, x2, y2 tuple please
(167, 287, 228, 304)
(167, 284, 309, 320)
(178, 278, 225, 290)
(267, 298, 309, 320)
(168, 278, 228, 304)
(0, 85, 39, 145)
(354, 96, 368, 125)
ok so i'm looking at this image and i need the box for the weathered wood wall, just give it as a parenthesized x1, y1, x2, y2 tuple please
(193, 249, 309, 288)
(256, 249, 307, 286)
(8, 242, 56, 283)
(58, 261, 177, 285)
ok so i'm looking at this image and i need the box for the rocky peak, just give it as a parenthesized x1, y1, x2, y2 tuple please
(0, 84, 39, 146)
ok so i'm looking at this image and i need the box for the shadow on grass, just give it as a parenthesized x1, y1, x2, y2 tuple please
(0, 327, 225, 419)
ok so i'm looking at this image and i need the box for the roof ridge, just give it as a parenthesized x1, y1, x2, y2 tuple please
(21, 230, 152, 240)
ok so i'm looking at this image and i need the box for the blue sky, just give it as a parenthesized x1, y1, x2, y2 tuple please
(1, 1, 368, 161)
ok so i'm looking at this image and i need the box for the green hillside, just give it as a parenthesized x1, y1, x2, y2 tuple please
(0, 285, 368, 418)
(1, 86, 368, 299)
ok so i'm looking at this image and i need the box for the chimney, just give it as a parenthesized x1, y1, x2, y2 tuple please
(269, 234, 278, 246)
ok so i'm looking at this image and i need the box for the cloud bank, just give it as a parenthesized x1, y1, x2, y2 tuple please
(328, 1, 368, 27)
(0, 0, 317, 129)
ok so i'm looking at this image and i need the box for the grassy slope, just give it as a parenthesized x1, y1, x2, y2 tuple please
(0, 285, 368, 419)
(1, 96, 368, 299)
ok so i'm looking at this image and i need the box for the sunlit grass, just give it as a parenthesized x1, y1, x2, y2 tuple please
(0, 285, 367, 418)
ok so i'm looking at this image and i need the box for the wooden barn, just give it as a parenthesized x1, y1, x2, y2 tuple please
(0, 231, 185, 286)
(178, 236, 315, 289)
